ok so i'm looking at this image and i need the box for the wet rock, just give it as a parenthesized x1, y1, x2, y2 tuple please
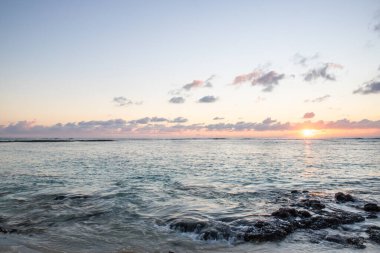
(366, 226, 380, 244)
(241, 220, 294, 242)
(325, 234, 345, 243)
(295, 210, 364, 230)
(335, 192, 355, 202)
(366, 214, 378, 219)
(53, 195, 66, 200)
(291, 190, 299, 194)
(272, 208, 298, 219)
(346, 237, 366, 249)
(298, 199, 325, 209)
(297, 210, 312, 218)
(325, 234, 366, 249)
(271, 208, 311, 219)
(363, 203, 380, 212)
(168, 218, 208, 233)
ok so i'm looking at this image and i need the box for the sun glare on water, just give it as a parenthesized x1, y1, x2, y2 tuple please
(302, 129, 317, 138)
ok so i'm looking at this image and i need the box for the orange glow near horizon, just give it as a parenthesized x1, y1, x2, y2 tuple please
(302, 129, 318, 138)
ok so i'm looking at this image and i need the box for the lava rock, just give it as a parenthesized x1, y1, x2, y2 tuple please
(366, 226, 380, 244)
(271, 208, 311, 219)
(335, 192, 355, 202)
(272, 208, 298, 219)
(363, 203, 380, 212)
(366, 214, 378, 219)
(168, 218, 208, 233)
(326, 234, 366, 249)
(241, 220, 295, 242)
(298, 199, 325, 209)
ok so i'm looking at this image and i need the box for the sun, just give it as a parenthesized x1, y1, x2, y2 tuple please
(302, 129, 317, 138)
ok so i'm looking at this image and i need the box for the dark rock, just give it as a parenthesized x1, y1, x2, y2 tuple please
(296, 210, 364, 230)
(272, 208, 298, 219)
(346, 237, 366, 249)
(241, 220, 294, 242)
(291, 190, 299, 194)
(366, 226, 380, 244)
(271, 208, 311, 219)
(367, 214, 378, 219)
(54, 195, 66, 200)
(297, 210, 312, 218)
(335, 192, 355, 202)
(325, 234, 345, 243)
(326, 234, 366, 249)
(364, 203, 380, 212)
(168, 218, 208, 233)
(298, 199, 325, 209)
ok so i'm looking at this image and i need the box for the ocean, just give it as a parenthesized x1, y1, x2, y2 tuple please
(0, 139, 379, 252)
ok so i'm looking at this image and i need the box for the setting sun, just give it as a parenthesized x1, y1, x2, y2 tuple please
(302, 129, 317, 138)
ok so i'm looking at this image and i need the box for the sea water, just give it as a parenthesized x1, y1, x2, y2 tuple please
(0, 139, 379, 252)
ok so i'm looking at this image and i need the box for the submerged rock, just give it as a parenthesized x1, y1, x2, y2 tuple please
(297, 199, 325, 210)
(366, 226, 380, 244)
(163, 193, 368, 247)
(335, 192, 355, 202)
(325, 234, 366, 249)
(240, 220, 295, 242)
(363, 203, 380, 212)
(168, 218, 208, 233)
(271, 208, 311, 219)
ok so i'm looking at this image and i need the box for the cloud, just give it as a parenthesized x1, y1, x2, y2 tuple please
(375, 23, 380, 33)
(233, 69, 285, 92)
(182, 75, 215, 91)
(169, 96, 185, 104)
(113, 96, 142, 107)
(198, 96, 218, 103)
(213, 117, 224, 120)
(304, 95, 330, 103)
(353, 80, 380, 95)
(128, 116, 189, 125)
(303, 112, 315, 119)
(206, 117, 290, 131)
(2, 118, 380, 137)
(170, 117, 188, 123)
(304, 63, 343, 82)
(293, 53, 319, 67)
(128, 117, 151, 124)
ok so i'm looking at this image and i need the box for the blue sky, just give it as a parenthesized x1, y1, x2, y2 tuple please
(1, 0, 380, 137)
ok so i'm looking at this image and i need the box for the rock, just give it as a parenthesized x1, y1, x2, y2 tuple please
(335, 192, 355, 202)
(367, 214, 378, 219)
(325, 234, 345, 243)
(241, 220, 294, 242)
(297, 210, 364, 230)
(271, 208, 311, 219)
(272, 208, 298, 219)
(346, 237, 366, 249)
(298, 199, 325, 209)
(366, 226, 380, 244)
(291, 190, 299, 194)
(297, 210, 312, 218)
(168, 218, 208, 233)
(325, 234, 366, 249)
(364, 203, 380, 212)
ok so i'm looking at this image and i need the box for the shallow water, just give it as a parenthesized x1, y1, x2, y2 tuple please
(0, 139, 379, 252)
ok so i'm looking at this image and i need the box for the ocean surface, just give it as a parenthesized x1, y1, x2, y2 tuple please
(0, 139, 379, 252)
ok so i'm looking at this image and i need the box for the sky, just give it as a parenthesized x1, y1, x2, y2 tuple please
(1, 0, 380, 138)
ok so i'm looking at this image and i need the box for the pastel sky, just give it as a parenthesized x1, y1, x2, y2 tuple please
(1, 0, 380, 138)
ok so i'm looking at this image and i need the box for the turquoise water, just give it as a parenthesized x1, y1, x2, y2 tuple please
(0, 139, 379, 252)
